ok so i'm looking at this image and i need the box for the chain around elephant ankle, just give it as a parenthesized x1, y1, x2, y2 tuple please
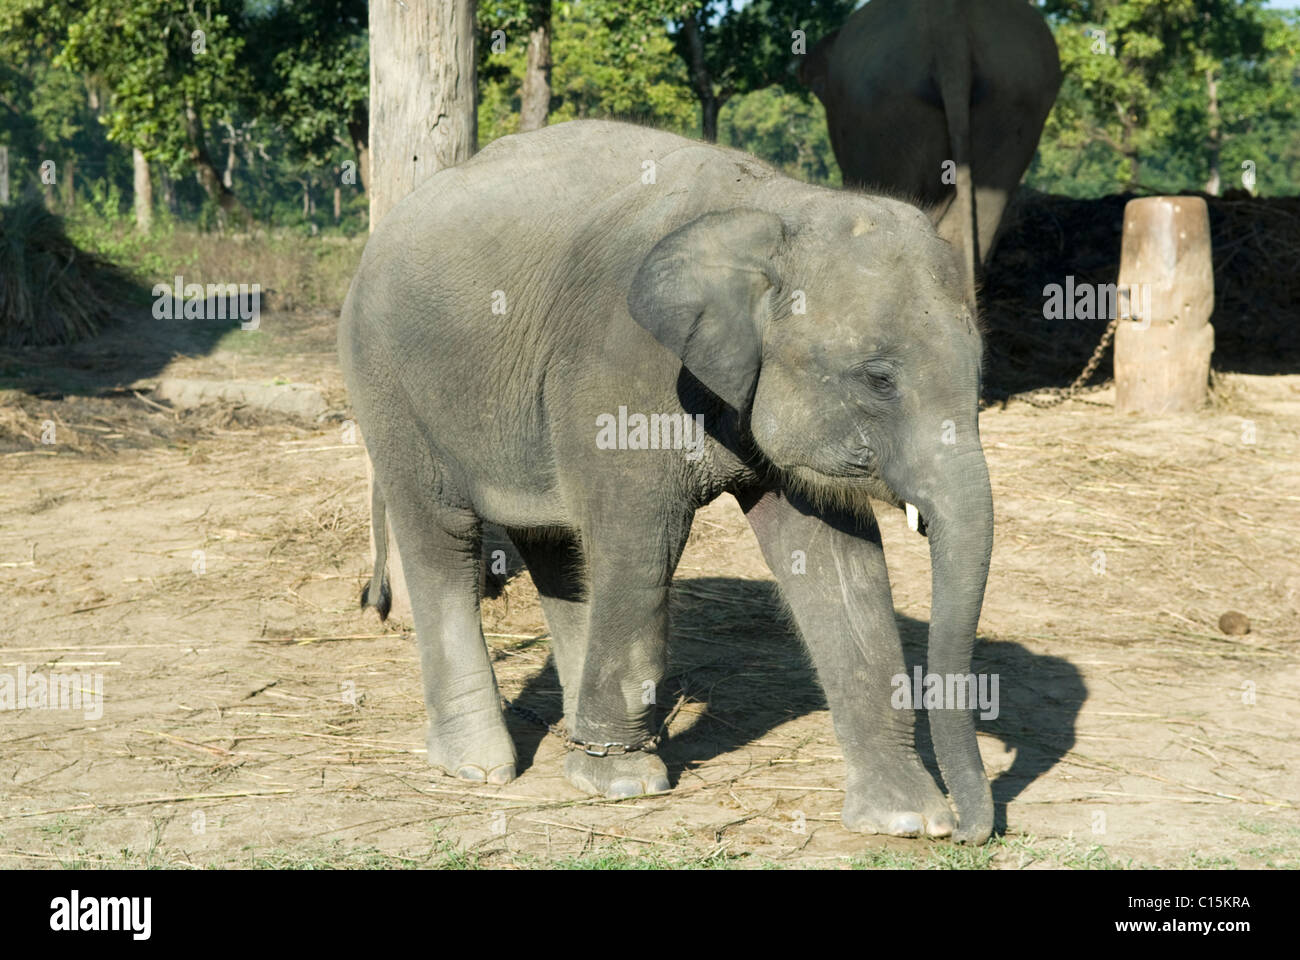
(565, 735, 660, 757)
(501, 698, 660, 755)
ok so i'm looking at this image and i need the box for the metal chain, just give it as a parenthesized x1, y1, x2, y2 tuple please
(997, 316, 1120, 409)
(502, 698, 662, 755)
(503, 698, 566, 739)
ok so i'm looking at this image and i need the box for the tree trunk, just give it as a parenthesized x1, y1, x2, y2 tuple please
(701, 98, 721, 143)
(0, 145, 9, 205)
(519, 5, 552, 133)
(193, 154, 244, 221)
(223, 123, 238, 190)
(160, 169, 177, 215)
(185, 99, 248, 225)
(132, 147, 152, 232)
(681, 12, 719, 142)
(334, 182, 342, 223)
(368, 0, 477, 231)
(1203, 68, 1221, 196)
(1115, 196, 1215, 414)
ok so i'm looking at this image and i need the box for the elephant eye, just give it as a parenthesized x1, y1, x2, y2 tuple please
(850, 359, 898, 398)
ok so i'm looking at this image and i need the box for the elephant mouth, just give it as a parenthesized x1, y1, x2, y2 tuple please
(778, 463, 928, 535)
(777, 463, 908, 520)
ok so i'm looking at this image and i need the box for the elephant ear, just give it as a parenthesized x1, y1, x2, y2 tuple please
(628, 208, 785, 413)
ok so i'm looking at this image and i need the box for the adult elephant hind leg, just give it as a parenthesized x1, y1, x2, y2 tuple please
(507, 528, 589, 731)
(740, 488, 956, 839)
(382, 474, 516, 785)
(562, 506, 692, 799)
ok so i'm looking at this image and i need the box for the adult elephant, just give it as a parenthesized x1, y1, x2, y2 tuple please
(341, 120, 996, 843)
(800, 0, 1061, 305)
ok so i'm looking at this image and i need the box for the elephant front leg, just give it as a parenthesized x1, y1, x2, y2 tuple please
(561, 511, 691, 799)
(740, 488, 956, 839)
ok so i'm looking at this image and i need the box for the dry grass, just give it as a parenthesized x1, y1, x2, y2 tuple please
(137, 230, 364, 313)
(1, 196, 1298, 869)
(0, 196, 141, 347)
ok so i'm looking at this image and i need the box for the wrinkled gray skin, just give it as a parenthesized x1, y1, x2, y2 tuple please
(800, 0, 1061, 305)
(338, 120, 995, 843)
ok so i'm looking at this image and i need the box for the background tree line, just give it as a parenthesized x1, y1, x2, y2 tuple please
(0, 0, 1296, 236)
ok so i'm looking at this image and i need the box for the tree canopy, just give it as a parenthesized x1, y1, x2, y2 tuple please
(0, 0, 1295, 232)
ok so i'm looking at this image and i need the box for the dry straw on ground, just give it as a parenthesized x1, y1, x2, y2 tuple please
(0, 196, 141, 347)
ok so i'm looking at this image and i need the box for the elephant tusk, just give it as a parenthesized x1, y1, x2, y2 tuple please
(905, 502, 920, 532)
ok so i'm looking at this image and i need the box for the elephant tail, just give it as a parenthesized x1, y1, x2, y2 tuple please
(936, 39, 978, 307)
(360, 469, 393, 621)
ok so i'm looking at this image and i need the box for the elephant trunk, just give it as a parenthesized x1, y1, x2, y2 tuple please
(893, 445, 995, 843)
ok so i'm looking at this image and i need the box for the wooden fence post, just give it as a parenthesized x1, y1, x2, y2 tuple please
(1114, 196, 1215, 414)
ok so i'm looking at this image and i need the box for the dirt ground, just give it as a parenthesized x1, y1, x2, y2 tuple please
(1, 307, 1298, 869)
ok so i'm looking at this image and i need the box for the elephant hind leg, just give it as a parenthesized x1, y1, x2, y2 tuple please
(380, 469, 516, 785)
(507, 527, 590, 730)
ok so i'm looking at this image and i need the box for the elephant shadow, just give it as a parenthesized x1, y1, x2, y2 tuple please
(505, 574, 1085, 837)
(0, 294, 284, 398)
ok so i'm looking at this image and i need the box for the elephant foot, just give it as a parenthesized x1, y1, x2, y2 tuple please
(948, 785, 994, 845)
(951, 819, 992, 846)
(841, 759, 955, 839)
(564, 750, 670, 798)
(426, 717, 517, 786)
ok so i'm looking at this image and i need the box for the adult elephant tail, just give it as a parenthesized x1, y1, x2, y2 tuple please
(935, 38, 978, 307)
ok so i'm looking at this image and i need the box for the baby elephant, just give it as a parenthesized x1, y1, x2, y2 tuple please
(339, 120, 995, 843)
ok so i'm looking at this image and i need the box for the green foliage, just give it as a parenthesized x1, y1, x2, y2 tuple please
(3, 0, 1297, 238)
(52, 0, 249, 176)
(671, 0, 856, 98)
(0, 2, 116, 197)
(719, 85, 840, 185)
(1031, 0, 1300, 195)
(666, 0, 856, 138)
(249, 0, 368, 167)
(478, 0, 697, 145)
(67, 179, 174, 279)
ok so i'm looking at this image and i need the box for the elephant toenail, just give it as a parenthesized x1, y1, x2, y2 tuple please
(486, 763, 516, 785)
(647, 775, 670, 793)
(455, 764, 487, 782)
(887, 813, 923, 836)
(608, 778, 644, 798)
(926, 817, 955, 838)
